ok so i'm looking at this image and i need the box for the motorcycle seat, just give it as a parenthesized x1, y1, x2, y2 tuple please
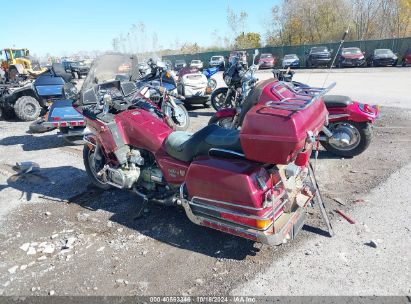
(323, 95, 352, 107)
(165, 124, 242, 162)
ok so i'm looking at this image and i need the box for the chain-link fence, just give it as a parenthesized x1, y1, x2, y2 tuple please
(162, 37, 411, 68)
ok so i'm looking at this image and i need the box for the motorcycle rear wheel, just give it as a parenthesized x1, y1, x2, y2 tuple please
(321, 121, 372, 157)
(83, 144, 111, 190)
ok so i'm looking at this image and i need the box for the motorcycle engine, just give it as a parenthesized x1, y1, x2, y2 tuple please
(104, 149, 144, 189)
(106, 164, 140, 189)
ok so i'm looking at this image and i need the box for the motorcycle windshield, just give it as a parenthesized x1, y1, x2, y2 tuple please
(81, 53, 134, 92)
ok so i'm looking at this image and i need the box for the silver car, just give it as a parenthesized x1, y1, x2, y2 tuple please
(190, 59, 203, 69)
(209, 55, 225, 68)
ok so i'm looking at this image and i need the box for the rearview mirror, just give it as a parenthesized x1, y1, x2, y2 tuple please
(254, 49, 259, 56)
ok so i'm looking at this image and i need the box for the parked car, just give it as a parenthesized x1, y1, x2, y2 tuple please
(401, 48, 411, 66)
(209, 55, 225, 68)
(69, 61, 89, 78)
(366, 49, 398, 67)
(282, 54, 300, 68)
(174, 59, 187, 71)
(258, 53, 275, 69)
(336, 47, 366, 68)
(62, 60, 89, 78)
(229, 50, 248, 68)
(305, 46, 332, 68)
(190, 59, 204, 70)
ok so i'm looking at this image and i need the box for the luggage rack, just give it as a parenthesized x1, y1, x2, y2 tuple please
(265, 82, 336, 112)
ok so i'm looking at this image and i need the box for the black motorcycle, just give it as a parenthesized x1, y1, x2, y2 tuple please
(210, 50, 259, 111)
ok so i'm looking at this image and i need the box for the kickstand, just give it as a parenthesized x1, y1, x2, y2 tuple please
(308, 163, 334, 237)
(133, 190, 149, 220)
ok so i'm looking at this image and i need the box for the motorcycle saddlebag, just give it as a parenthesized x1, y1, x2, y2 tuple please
(184, 157, 286, 232)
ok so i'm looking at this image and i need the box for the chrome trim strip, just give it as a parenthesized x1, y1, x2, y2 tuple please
(194, 209, 274, 232)
(192, 196, 268, 211)
(329, 114, 350, 119)
(181, 198, 304, 245)
(189, 200, 273, 221)
(208, 148, 245, 157)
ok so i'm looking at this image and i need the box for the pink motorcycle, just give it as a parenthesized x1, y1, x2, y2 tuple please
(210, 69, 379, 157)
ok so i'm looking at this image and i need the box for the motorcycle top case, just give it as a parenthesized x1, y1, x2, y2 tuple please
(240, 80, 328, 165)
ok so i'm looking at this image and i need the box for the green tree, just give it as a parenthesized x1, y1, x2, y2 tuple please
(180, 42, 201, 54)
(234, 32, 261, 49)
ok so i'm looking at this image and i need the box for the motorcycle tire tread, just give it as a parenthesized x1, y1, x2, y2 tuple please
(210, 87, 229, 111)
(14, 96, 41, 121)
(83, 145, 111, 190)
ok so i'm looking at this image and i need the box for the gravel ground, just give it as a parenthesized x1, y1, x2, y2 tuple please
(0, 68, 410, 296)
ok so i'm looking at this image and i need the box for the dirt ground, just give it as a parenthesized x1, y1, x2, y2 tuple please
(0, 69, 410, 296)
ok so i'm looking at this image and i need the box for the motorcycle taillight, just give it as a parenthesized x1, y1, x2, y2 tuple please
(359, 103, 375, 114)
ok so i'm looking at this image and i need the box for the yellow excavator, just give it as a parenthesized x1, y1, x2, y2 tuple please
(0, 48, 45, 80)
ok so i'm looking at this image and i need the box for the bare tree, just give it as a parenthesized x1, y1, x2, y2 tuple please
(226, 6, 248, 44)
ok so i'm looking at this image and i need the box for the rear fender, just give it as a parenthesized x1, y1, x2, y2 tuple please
(328, 101, 378, 123)
(84, 133, 97, 147)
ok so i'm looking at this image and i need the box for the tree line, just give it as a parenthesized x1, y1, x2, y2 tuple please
(109, 0, 411, 57)
(266, 0, 411, 46)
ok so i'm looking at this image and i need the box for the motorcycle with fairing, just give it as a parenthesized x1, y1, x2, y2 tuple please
(75, 53, 334, 245)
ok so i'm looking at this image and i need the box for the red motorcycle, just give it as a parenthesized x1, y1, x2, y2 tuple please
(77, 55, 332, 245)
(210, 68, 379, 157)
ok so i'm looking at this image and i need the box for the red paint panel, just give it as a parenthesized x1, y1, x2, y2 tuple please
(240, 80, 327, 165)
(185, 157, 279, 216)
(115, 110, 172, 153)
(155, 149, 190, 184)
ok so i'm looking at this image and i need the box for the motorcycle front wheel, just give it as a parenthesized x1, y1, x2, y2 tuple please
(163, 103, 190, 131)
(208, 78, 217, 91)
(210, 87, 233, 111)
(83, 144, 111, 190)
(321, 121, 372, 157)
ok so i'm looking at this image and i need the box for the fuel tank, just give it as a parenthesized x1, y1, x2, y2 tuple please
(115, 109, 172, 153)
(86, 108, 172, 156)
(240, 80, 328, 165)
